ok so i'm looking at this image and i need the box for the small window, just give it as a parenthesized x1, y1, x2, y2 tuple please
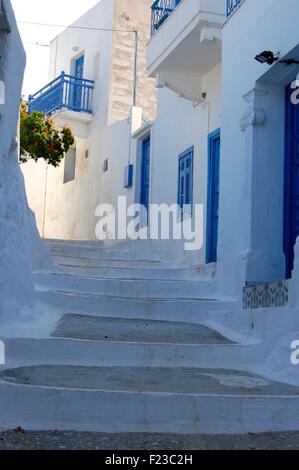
(178, 147, 193, 217)
(63, 147, 76, 184)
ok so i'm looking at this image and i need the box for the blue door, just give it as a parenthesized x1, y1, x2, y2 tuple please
(284, 82, 299, 278)
(140, 136, 151, 213)
(206, 129, 221, 263)
(72, 55, 84, 110)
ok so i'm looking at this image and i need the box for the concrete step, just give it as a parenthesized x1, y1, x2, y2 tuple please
(44, 238, 104, 248)
(46, 239, 104, 248)
(54, 255, 166, 269)
(53, 259, 214, 281)
(37, 289, 234, 322)
(33, 271, 216, 299)
(51, 314, 233, 344)
(1, 365, 299, 433)
(49, 244, 162, 262)
(3, 336, 258, 370)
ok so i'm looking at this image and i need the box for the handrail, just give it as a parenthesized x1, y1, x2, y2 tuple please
(151, 0, 182, 36)
(226, 0, 243, 17)
(28, 72, 95, 116)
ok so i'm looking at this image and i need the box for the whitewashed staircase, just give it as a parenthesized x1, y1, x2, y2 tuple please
(1, 240, 299, 435)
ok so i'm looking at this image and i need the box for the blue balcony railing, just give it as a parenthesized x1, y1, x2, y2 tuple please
(151, 0, 182, 35)
(226, 0, 242, 17)
(28, 72, 94, 116)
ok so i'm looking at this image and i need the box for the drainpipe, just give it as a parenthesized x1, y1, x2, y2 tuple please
(127, 30, 141, 169)
(42, 164, 48, 239)
(132, 30, 138, 108)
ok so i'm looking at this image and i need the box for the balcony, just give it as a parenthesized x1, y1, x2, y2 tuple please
(28, 72, 95, 138)
(151, 0, 182, 36)
(147, 0, 226, 102)
(226, 0, 243, 17)
(29, 72, 94, 116)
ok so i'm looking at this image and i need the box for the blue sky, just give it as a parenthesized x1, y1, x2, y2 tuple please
(11, 0, 100, 96)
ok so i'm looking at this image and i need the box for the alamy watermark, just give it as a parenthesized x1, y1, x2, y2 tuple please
(95, 196, 204, 251)
(291, 340, 299, 366)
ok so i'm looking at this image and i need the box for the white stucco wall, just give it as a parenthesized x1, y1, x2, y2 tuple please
(0, 0, 52, 324)
(217, 0, 299, 297)
(22, 0, 156, 241)
(149, 63, 221, 263)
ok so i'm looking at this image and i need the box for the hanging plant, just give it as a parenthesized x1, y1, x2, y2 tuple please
(20, 100, 75, 167)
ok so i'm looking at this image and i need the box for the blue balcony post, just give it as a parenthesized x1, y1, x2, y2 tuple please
(28, 95, 33, 114)
(151, 0, 182, 36)
(226, 0, 242, 17)
(59, 71, 65, 110)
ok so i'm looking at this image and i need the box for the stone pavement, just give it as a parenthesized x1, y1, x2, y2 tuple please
(1, 365, 299, 395)
(0, 430, 299, 450)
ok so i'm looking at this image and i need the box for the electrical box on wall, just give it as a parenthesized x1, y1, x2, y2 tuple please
(103, 159, 109, 173)
(124, 164, 134, 188)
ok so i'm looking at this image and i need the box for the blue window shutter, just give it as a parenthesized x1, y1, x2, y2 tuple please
(178, 147, 194, 214)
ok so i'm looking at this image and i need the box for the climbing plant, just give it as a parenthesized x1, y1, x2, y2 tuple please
(19, 100, 75, 167)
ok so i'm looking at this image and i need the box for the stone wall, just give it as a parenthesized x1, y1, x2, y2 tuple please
(108, 0, 157, 125)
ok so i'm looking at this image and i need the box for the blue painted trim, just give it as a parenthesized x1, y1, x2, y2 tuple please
(284, 83, 295, 278)
(28, 72, 94, 116)
(151, 0, 182, 35)
(206, 128, 221, 264)
(177, 146, 194, 218)
(226, 0, 242, 17)
(140, 136, 151, 211)
(124, 164, 134, 189)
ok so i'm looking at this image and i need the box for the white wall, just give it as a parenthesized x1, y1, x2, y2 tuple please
(0, 0, 51, 325)
(149, 63, 221, 263)
(217, 0, 299, 297)
(23, 0, 156, 241)
(49, 0, 115, 121)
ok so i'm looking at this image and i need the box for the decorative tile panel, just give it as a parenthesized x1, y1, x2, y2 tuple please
(243, 280, 289, 310)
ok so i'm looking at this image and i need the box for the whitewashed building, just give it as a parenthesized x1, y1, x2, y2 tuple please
(23, 0, 299, 307)
(218, 0, 299, 306)
(3, 0, 299, 436)
(146, 0, 225, 265)
(144, 0, 299, 307)
(0, 0, 51, 325)
(23, 0, 156, 240)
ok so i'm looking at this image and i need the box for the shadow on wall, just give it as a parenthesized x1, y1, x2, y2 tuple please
(0, 0, 53, 324)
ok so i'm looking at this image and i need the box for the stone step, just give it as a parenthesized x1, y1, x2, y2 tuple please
(1, 366, 299, 433)
(3, 336, 258, 370)
(34, 272, 216, 299)
(52, 314, 233, 345)
(53, 257, 215, 280)
(37, 289, 234, 322)
(45, 239, 104, 248)
(46, 239, 187, 261)
(54, 255, 165, 269)
(49, 244, 162, 262)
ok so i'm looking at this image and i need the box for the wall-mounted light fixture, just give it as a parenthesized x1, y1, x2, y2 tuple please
(255, 50, 279, 65)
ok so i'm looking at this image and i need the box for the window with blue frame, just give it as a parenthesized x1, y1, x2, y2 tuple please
(178, 147, 194, 217)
